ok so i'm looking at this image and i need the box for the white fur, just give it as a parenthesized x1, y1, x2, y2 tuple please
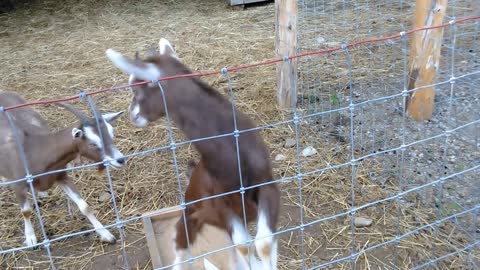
(159, 38, 179, 60)
(21, 201, 37, 247)
(232, 218, 262, 270)
(83, 126, 102, 148)
(203, 258, 220, 270)
(62, 184, 115, 243)
(129, 104, 148, 127)
(106, 49, 161, 81)
(231, 218, 250, 247)
(82, 126, 125, 168)
(172, 248, 188, 270)
(255, 211, 276, 270)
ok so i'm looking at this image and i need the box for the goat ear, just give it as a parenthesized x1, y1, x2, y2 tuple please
(159, 38, 178, 59)
(203, 258, 220, 270)
(106, 49, 161, 81)
(72, 128, 83, 139)
(102, 111, 124, 123)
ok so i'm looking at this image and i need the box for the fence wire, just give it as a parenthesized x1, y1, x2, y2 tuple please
(0, 4, 479, 270)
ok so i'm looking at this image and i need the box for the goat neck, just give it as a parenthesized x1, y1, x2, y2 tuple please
(24, 125, 79, 174)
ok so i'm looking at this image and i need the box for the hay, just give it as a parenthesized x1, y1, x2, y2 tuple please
(0, 0, 478, 269)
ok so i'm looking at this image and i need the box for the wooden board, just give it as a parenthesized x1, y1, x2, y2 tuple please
(142, 206, 238, 270)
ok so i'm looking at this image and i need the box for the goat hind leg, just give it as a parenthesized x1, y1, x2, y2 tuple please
(60, 178, 115, 243)
(15, 187, 37, 247)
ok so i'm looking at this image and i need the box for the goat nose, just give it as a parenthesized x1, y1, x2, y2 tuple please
(116, 157, 125, 165)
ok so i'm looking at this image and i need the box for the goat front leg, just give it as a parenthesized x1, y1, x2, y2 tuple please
(253, 211, 277, 270)
(15, 186, 37, 247)
(254, 185, 280, 270)
(173, 207, 205, 270)
(59, 178, 115, 243)
(230, 217, 259, 270)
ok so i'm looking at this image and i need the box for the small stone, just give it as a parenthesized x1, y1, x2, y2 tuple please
(316, 37, 325, 44)
(37, 191, 49, 199)
(354, 217, 373, 228)
(302, 146, 317, 157)
(275, 154, 286, 161)
(99, 192, 111, 202)
(284, 138, 296, 148)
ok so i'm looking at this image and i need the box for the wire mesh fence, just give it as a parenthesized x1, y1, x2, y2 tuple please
(0, 0, 479, 269)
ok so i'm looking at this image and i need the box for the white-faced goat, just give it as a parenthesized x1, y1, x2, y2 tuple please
(0, 91, 125, 247)
(106, 39, 280, 270)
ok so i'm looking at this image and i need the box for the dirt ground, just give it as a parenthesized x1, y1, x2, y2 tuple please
(0, 0, 478, 269)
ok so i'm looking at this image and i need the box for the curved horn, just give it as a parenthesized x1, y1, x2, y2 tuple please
(56, 102, 89, 122)
(85, 97, 105, 122)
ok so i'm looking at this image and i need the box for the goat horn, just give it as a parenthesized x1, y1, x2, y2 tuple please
(85, 98, 104, 122)
(56, 102, 89, 121)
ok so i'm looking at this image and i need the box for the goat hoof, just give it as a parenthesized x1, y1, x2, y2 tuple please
(99, 232, 116, 244)
(24, 237, 38, 249)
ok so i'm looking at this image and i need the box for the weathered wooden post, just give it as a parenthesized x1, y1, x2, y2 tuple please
(275, 0, 298, 109)
(406, 0, 448, 120)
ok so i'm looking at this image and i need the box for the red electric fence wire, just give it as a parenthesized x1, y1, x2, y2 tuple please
(3, 15, 479, 112)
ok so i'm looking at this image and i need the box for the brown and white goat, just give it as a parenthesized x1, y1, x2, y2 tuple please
(106, 39, 280, 270)
(0, 91, 125, 247)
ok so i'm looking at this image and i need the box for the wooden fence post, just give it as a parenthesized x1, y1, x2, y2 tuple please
(406, 0, 448, 120)
(275, 0, 297, 109)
